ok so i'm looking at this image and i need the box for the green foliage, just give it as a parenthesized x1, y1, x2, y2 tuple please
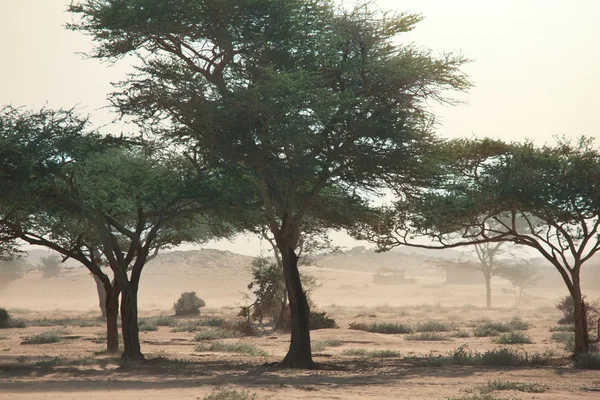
(0, 308, 9, 328)
(446, 395, 518, 400)
(492, 331, 533, 344)
(309, 311, 337, 330)
(23, 330, 66, 344)
(342, 348, 401, 358)
(246, 257, 286, 323)
(349, 321, 413, 334)
(138, 319, 159, 332)
(550, 324, 574, 332)
(415, 319, 456, 332)
(451, 330, 471, 338)
(171, 318, 226, 332)
(174, 292, 206, 316)
(36, 355, 67, 367)
(574, 352, 600, 369)
(424, 345, 552, 367)
(405, 332, 449, 341)
(312, 338, 343, 352)
(194, 329, 241, 341)
(194, 341, 267, 356)
(479, 379, 547, 394)
(472, 318, 529, 337)
(200, 389, 259, 400)
(0, 260, 25, 289)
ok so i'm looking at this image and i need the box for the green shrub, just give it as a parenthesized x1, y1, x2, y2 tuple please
(342, 348, 400, 358)
(416, 320, 455, 332)
(472, 318, 528, 337)
(405, 332, 448, 341)
(479, 379, 547, 394)
(23, 330, 65, 344)
(194, 329, 240, 341)
(549, 325, 574, 332)
(174, 292, 206, 316)
(574, 352, 600, 369)
(0, 308, 9, 328)
(195, 341, 267, 356)
(310, 311, 337, 330)
(349, 321, 413, 334)
(201, 389, 259, 400)
(446, 394, 518, 400)
(451, 330, 470, 338)
(147, 315, 175, 326)
(138, 319, 159, 332)
(6, 318, 27, 328)
(171, 318, 226, 332)
(312, 338, 343, 351)
(492, 331, 533, 344)
(424, 345, 552, 367)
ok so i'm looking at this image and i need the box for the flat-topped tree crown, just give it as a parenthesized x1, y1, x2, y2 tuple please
(69, 0, 472, 368)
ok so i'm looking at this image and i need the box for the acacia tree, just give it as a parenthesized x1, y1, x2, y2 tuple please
(0, 106, 237, 360)
(471, 239, 506, 308)
(70, 0, 470, 368)
(358, 138, 600, 355)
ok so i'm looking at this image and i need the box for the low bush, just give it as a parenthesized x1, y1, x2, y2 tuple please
(472, 317, 529, 337)
(492, 331, 533, 344)
(310, 311, 337, 330)
(0, 308, 9, 328)
(138, 319, 159, 332)
(195, 341, 267, 356)
(23, 330, 66, 344)
(479, 379, 547, 394)
(573, 352, 600, 369)
(349, 321, 413, 334)
(194, 329, 241, 341)
(342, 348, 400, 358)
(416, 320, 456, 332)
(171, 318, 226, 332)
(201, 389, 259, 400)
(312, 338, 344, 352)
(174, 292, 206, 316)
(424, 345, 552, 367)
(405, 332, 448, 341)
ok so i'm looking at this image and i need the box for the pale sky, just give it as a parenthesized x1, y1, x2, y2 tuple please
(1, 1, 599, 256)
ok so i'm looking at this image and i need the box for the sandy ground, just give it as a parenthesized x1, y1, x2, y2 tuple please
(1, 250, 599, 399)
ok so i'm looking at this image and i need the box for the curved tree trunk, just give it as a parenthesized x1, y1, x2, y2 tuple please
(571, 283, 590, 354)
(120, 284, 144, 361)
(93, 274, 108, 318)
(105, 283, 120, 353)
(279, 243, 314, 369)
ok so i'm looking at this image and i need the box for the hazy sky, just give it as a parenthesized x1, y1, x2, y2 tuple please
(1, 1, 599, 256)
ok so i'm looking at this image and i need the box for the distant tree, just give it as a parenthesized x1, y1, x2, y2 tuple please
(496, 263, 540, 307)
(357, 138, 600, 355)
(0, 259, 27, 290)
(40, 256, 61, 279)
(70, 0, 469, 367)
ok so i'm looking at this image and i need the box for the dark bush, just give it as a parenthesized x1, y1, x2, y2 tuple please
(173, 292, 206, 316)
(0, 308, 9, 328)
(310, 311, 337, 330)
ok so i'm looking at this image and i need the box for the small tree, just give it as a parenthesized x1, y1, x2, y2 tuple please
(174, 292, 206, 316)
(496, 263, 540, 307)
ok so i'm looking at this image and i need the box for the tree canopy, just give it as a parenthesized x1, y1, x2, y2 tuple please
(69, 0, 472, 367)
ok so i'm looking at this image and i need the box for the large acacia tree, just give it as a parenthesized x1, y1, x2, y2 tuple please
(359, 138, 600, 355)
(69, 0, 471, 368)
(0, 106, 237, 360)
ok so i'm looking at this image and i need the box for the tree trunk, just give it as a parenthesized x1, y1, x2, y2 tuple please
(275, 289, 288, 330)
(120, 285, 144, 361)
(105, 284, 120, 353)
(279, 243, 314, 369)
(93, 274, 107, 318)
(571, 285, 590, 355)
(484, 273, 492, 308)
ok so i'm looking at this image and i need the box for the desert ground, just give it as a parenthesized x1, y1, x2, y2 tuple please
(1, 248, 599, 400)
